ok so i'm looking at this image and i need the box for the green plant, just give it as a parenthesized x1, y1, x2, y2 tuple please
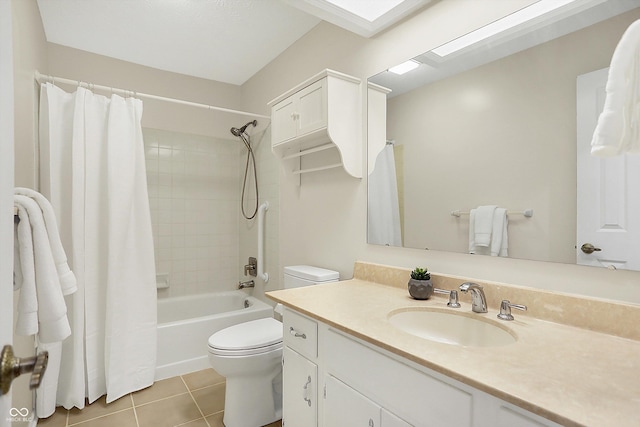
(410, 267, 430, 280)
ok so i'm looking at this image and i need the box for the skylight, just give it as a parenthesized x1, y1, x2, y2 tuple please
(431, 0, 582, 57)
(324, 0, 406, 22)
(389, 60, 419, 75)
(282, 0, 431, 38)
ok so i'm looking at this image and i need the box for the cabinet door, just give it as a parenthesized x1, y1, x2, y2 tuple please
(283, 346, 317, 427)
(297, 79, 327, 137)
(272, 96, 298, 146)
(324, 375, 381, 427)
(381, 409, 412, 427)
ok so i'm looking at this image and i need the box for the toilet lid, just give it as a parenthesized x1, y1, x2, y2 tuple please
(208, 318, 283, 355)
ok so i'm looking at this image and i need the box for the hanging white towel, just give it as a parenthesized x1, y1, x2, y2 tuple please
(15, 187, 77, 295)
(13, 195, 71, 343)
(591, 19, 640, 156)
(490, 208, 508, 257)
(474, 205, 496, 247)
(14, 202, 38, 334)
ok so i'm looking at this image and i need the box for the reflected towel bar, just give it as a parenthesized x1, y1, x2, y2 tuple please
(451, 209, 533, 218)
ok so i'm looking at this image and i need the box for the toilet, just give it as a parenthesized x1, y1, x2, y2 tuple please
(207, 265, 339, 427)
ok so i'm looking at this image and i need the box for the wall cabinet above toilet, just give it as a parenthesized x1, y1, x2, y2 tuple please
(268, 69, 362, 179)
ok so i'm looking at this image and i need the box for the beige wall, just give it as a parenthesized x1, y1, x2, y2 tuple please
(47, 43, 243, 139)
(242, 0, 640, 304)
(11, 0, 48, 420)
(13, 0, 47, 189)
(389, 9, 640, 264)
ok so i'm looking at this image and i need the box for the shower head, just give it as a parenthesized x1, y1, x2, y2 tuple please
(230, 120, 257, 137)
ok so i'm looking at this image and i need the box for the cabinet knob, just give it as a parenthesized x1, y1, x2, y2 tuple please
(369, 419, 375, 427)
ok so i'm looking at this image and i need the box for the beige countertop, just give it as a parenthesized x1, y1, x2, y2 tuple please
(267, 279, 640, 427)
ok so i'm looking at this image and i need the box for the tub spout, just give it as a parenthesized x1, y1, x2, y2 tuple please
(238, 280, 255, 289)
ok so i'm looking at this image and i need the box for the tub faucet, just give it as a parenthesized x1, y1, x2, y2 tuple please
(238, 280, 255, 289)
(459, 282, 487, 313)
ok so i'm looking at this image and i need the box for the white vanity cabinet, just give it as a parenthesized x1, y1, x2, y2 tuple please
(268, 69, 362, 178)
(281, 307, 562, 427)
(282, 309, 319, 427)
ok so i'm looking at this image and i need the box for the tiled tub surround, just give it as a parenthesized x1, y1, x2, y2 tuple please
(267, 262, 640, 427)
(144, 129, 241, 298)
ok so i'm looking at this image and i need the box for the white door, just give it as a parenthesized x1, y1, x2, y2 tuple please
(324, 375, 381, 427)
(272, 97, 298, 146)
(381, 409, 412, 427)
(297, 79, 327, 137)
(576, 68, 640, 270)
(282, 347, 317, 427)
(0, 1, 15, 424)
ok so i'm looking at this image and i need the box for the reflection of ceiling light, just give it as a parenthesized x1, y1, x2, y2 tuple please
(431, 0, 580, 57)
(389, 60, 419, 75)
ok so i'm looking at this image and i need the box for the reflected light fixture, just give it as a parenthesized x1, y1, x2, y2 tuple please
(431, 0, 580, 57)
(389, 59, 420, 75)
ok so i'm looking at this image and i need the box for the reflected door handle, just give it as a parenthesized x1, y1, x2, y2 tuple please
(581, 243, 602, 254)
(0, 345, 49, 395)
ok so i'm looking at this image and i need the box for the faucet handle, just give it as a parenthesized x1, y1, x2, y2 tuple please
(497, 300, 527, 321)
(434, 288, 461, 308)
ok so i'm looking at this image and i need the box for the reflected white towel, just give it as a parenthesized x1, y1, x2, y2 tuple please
(474, 205, 496, 247)
(591, 19, 640, 156)
(14, 195, 71, 343)
(15, 187, 77, 295)
(490, 208, 508, 257)
(469, 209, 477, 254)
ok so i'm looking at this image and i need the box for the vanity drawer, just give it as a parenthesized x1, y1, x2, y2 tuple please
(324, 328, 473, 426)
(283, 309, 318, 360)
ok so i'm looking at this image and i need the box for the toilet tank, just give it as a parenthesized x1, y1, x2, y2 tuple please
(284, 265, 339, 289)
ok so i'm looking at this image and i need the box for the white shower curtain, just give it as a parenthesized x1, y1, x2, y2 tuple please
(368, 144, 402, 246)
(37, 83, 157, 415)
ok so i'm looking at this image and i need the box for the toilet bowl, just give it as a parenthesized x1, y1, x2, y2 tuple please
(207, 265, 339, 427)
(208, 317, 283, 427)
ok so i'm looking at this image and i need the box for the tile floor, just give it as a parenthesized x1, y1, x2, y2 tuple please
(36, 368, 282, 427)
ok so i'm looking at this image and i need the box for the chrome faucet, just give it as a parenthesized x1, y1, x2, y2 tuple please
(238, 280, 255, 289)
(244, 257, 257, 277)
(459, 282, 487, 313)
(433, 288, 461, 308)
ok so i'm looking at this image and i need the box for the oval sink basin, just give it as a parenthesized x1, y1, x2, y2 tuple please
(388, 309, 516, 347)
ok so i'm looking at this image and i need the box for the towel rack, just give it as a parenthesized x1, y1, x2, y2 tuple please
(13, 206, 19, 224)
(451, 209, 533, 218)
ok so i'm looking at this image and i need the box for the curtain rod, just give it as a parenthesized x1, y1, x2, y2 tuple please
(35, 71, 270, 120)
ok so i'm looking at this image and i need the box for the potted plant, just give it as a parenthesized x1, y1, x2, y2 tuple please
(408, 267, 433, 300)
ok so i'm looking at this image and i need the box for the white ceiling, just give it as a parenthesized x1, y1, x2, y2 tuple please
(36, 0, 430, 86)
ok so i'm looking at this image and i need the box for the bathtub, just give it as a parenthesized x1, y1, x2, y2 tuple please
(155, 290, 274, 380)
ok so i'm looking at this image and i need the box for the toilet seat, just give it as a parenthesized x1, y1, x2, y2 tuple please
(208, 317, 283, 357)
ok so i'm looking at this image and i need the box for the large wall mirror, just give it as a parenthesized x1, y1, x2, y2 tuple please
(368, 0, 640, 271)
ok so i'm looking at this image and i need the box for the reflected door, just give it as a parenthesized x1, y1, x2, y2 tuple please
(576, 68, 640, 270)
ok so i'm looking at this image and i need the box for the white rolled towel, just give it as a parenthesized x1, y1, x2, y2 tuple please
(14, 195, 71, 343)
(15, 187, 77, 295)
